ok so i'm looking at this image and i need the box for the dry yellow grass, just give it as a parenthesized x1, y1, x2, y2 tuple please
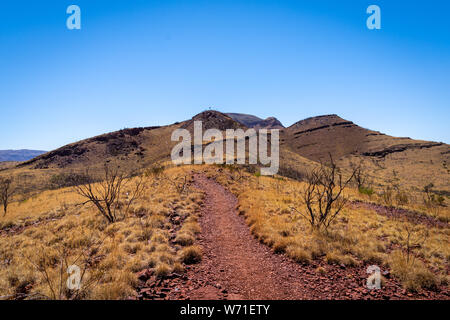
(0, 165, 203, 299)
(1, 161, 448, 297)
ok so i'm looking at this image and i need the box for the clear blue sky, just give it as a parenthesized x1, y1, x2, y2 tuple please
(1, 0, 449, 150)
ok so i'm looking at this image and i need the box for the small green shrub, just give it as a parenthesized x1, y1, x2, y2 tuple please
(358, 186, 374, 197)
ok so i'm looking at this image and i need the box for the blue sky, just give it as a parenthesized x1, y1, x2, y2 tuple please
(0, 0, 449, 150)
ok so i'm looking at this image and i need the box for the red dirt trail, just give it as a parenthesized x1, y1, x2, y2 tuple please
(136, 174, 449, 300)
(188, 174, 313, 299)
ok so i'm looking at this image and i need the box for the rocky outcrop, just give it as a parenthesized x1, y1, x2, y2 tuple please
(256, 117, 284, 129)
(362, 142, 443, 158)
(18, 126, 160, 169)
(182, 111, 245, 132)
(227, 113, 284, 129)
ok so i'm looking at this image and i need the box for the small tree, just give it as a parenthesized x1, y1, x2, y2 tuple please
(163, 173, 189, 194)
(292, 156, 356, 231)
(423, 183, 445, 207)
(423, 183, 434, 206)
(398, 225, 428, 264)
(380, 185, 394, 207)
(0, 176, 14, 216)
(351, 161, 367, 190)
(351, 161, 374, 198)
(73, 165, 144, 223)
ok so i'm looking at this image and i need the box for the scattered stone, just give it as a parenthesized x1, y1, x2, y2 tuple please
(137, 269, 152, 282)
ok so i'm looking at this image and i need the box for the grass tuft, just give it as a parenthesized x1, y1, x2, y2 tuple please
(179, 246, 202, 264)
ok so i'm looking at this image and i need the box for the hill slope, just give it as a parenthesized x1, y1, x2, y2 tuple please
(282, 114, 449, 191)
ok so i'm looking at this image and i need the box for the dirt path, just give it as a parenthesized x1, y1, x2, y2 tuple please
(187, 174, 312, 299)
(136, 174, 448, 300)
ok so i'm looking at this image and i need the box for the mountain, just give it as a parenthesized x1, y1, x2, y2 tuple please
(4, 110, 449, 194)
(282, 114, 449, 191)
(227, 113, 284, 129)
(283, 114, 443, 161)
(184, 111, 246, 132)
(0, 149, 46, 162)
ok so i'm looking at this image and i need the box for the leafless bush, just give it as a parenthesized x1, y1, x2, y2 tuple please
(351, 161, 367, 189)
(423, 183, 445, 208)
(379, 185, 394, 207)
(22, 237, 106, 300)
(124, 174, 146, 217)
(225, 165, 245, 182)
(390, 226, 438, 292)
(0, 176, 14, 216)
(73, 164, 145, 223)
(164, 174, 190, 194)
(144, 165, 168, 192)
(399, 225, 428, 264)
(291, 156, 356, 231)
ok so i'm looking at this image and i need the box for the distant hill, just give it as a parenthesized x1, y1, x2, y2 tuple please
(283, 114, 443, 161)
(0, 149, 46, 162)
(227, 113, 284, 129)
(282, 114, 449, 192)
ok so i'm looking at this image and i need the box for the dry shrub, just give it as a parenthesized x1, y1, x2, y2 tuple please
(389, 250, 440, 292)
(0, 176, 15, 216)
(183, 221, 201, 234)
(286, 245, 311, 264)
(154, 263, 171, 278)
(175, 232, 195, 246)
(325, 251, 359, 267)
(73, 164, 145, 223)
(273, 240, 288, 254)
(91, 271, 135, 300)
(172, 262, 184, 273)
(179, 246, 202, 264)
(291, 156, 356, 231)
